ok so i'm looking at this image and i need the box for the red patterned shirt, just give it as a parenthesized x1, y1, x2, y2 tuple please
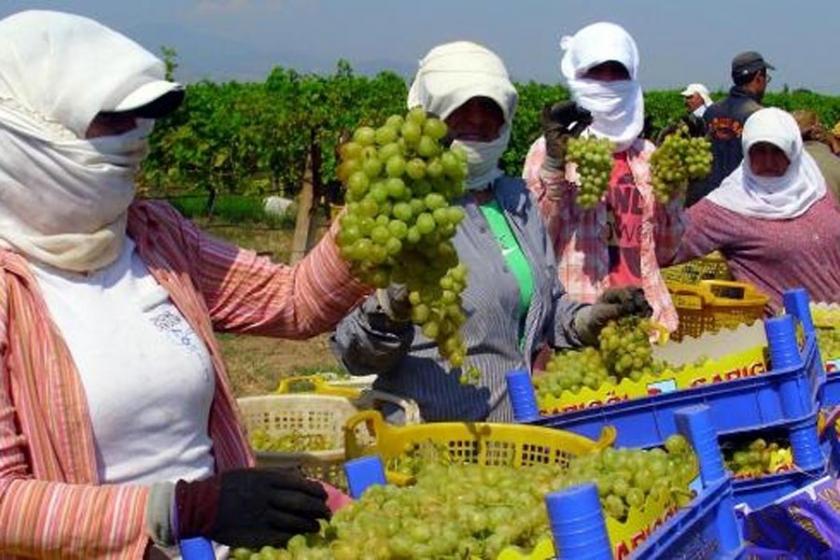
(522, 136, 682, 332)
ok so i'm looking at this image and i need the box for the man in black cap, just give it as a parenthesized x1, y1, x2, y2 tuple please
(685, 51, 775, 206)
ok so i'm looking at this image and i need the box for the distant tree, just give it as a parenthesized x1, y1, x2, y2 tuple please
(161, 46, 178, 81)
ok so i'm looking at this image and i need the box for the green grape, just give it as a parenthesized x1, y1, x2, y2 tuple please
(566, 137, 615, 209)
(352, 126, 376, 146)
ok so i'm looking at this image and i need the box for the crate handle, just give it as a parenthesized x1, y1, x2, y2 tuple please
(593, 426, 617, 450)
(355, 390, 423, 424)
(343, 410, 388, 458)
(276, 375, 361, 399)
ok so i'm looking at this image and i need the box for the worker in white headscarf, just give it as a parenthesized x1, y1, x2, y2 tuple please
(333, 41, 651, 423)
(522, 22, 683, 333)
(0, 10, 366, 559)
(673, 108, 840, 310)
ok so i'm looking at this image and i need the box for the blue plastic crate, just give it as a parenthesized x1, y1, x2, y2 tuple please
(732, 465, 828, 511)
(631, 478, 744, 559)
(727, 413, 830, 511)
(548, 405, 744, 560)
(511, 289, 826, 449)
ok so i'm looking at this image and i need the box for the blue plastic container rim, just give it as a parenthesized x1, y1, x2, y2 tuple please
(533, 337, 823, 430)
(732, 464, 828, 493)
(629, 477, 736, 558)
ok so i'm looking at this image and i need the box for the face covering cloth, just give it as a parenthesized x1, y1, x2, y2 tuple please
(0, 10, 168, 271)
(560, 22, 645, 153)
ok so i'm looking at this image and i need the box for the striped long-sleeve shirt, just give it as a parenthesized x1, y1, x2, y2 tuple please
(331, 177, 587, 422)
(0, 200, 367, 559)
(522, 137, 682, 332)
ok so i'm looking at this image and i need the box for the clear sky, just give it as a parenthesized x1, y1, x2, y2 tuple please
(3, 0, 839, 93)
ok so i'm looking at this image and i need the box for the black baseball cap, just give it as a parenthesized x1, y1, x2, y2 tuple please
(731, 51, 775, 78)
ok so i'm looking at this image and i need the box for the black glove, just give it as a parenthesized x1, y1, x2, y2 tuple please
(541, 101, 593, 171)
(375, 284, 411, 323)
(174, 468, 330, 549)
(573, 287, 653, 346)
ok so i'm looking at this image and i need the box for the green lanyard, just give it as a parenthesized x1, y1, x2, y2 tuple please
(479, 199, 535, 325)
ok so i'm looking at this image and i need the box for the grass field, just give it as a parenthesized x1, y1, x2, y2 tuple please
(194, 216, 344, 397)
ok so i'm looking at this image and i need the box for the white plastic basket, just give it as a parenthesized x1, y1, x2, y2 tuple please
(237, 390, 420, 485)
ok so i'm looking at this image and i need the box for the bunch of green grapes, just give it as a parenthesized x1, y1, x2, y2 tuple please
(534, 346, 613, 398)
(562, 434, 698, 522)
(725, 438, 784, 478)
(565, 136, 615, 209)
(336, 108, 472, 369)
(650, 124, 713, 203)
(535, 317, 667, 404)
(248, 429, 333, 453)
(232, 437, 697, 560)
(599, 317, 663, 381)
(234, 462, 568, 560)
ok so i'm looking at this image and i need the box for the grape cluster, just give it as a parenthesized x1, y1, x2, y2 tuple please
(724, 438, 786, 478)
(650, 125, 713, 203)
(232, 437, 697, 560)
(599, 317, 660, 381)
(534, 317, 667, 400)
(336, 108, 472, 370)
(565, 136, 615, 209)
(561, 434, 697, 522)
(248, 429, 333, 453)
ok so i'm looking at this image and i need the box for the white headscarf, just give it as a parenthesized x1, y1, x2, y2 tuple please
(707, 108, 827, 219)
(560, 22, 644, 152)
(407, 41, 518, 190)
(0, 11, 170, 272)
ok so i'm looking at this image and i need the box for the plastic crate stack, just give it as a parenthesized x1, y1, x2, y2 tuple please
(508, 287, 831, 513)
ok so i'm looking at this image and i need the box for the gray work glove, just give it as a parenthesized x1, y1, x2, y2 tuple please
(573, 287, 653, 346)
(541, 101, 593, 172)
(374, 285, 411, 323)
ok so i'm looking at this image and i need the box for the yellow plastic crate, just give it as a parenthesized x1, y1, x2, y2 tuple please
(661, 251, 732, 284)
(343, 410, 615, 482)
(668, 279, 769, 341)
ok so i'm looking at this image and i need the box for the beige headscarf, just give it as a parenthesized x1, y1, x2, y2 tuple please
(407, 41, 518, 190)
(0, 10, 175, 272)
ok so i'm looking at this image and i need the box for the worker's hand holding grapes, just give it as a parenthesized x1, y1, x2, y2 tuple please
(540, 101, 593, 173)
(573, 287, 653, 346)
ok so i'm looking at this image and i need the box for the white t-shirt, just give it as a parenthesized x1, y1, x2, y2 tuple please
(31, 238, 216, 485)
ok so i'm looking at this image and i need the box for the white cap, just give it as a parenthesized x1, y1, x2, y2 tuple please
(680, 83, 712, 105)
(114, 80, 184, 113)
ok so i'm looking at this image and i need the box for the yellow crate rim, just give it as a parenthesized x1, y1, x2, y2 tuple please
(668, 279, 769, 309)
(344, 410, 615, 484)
